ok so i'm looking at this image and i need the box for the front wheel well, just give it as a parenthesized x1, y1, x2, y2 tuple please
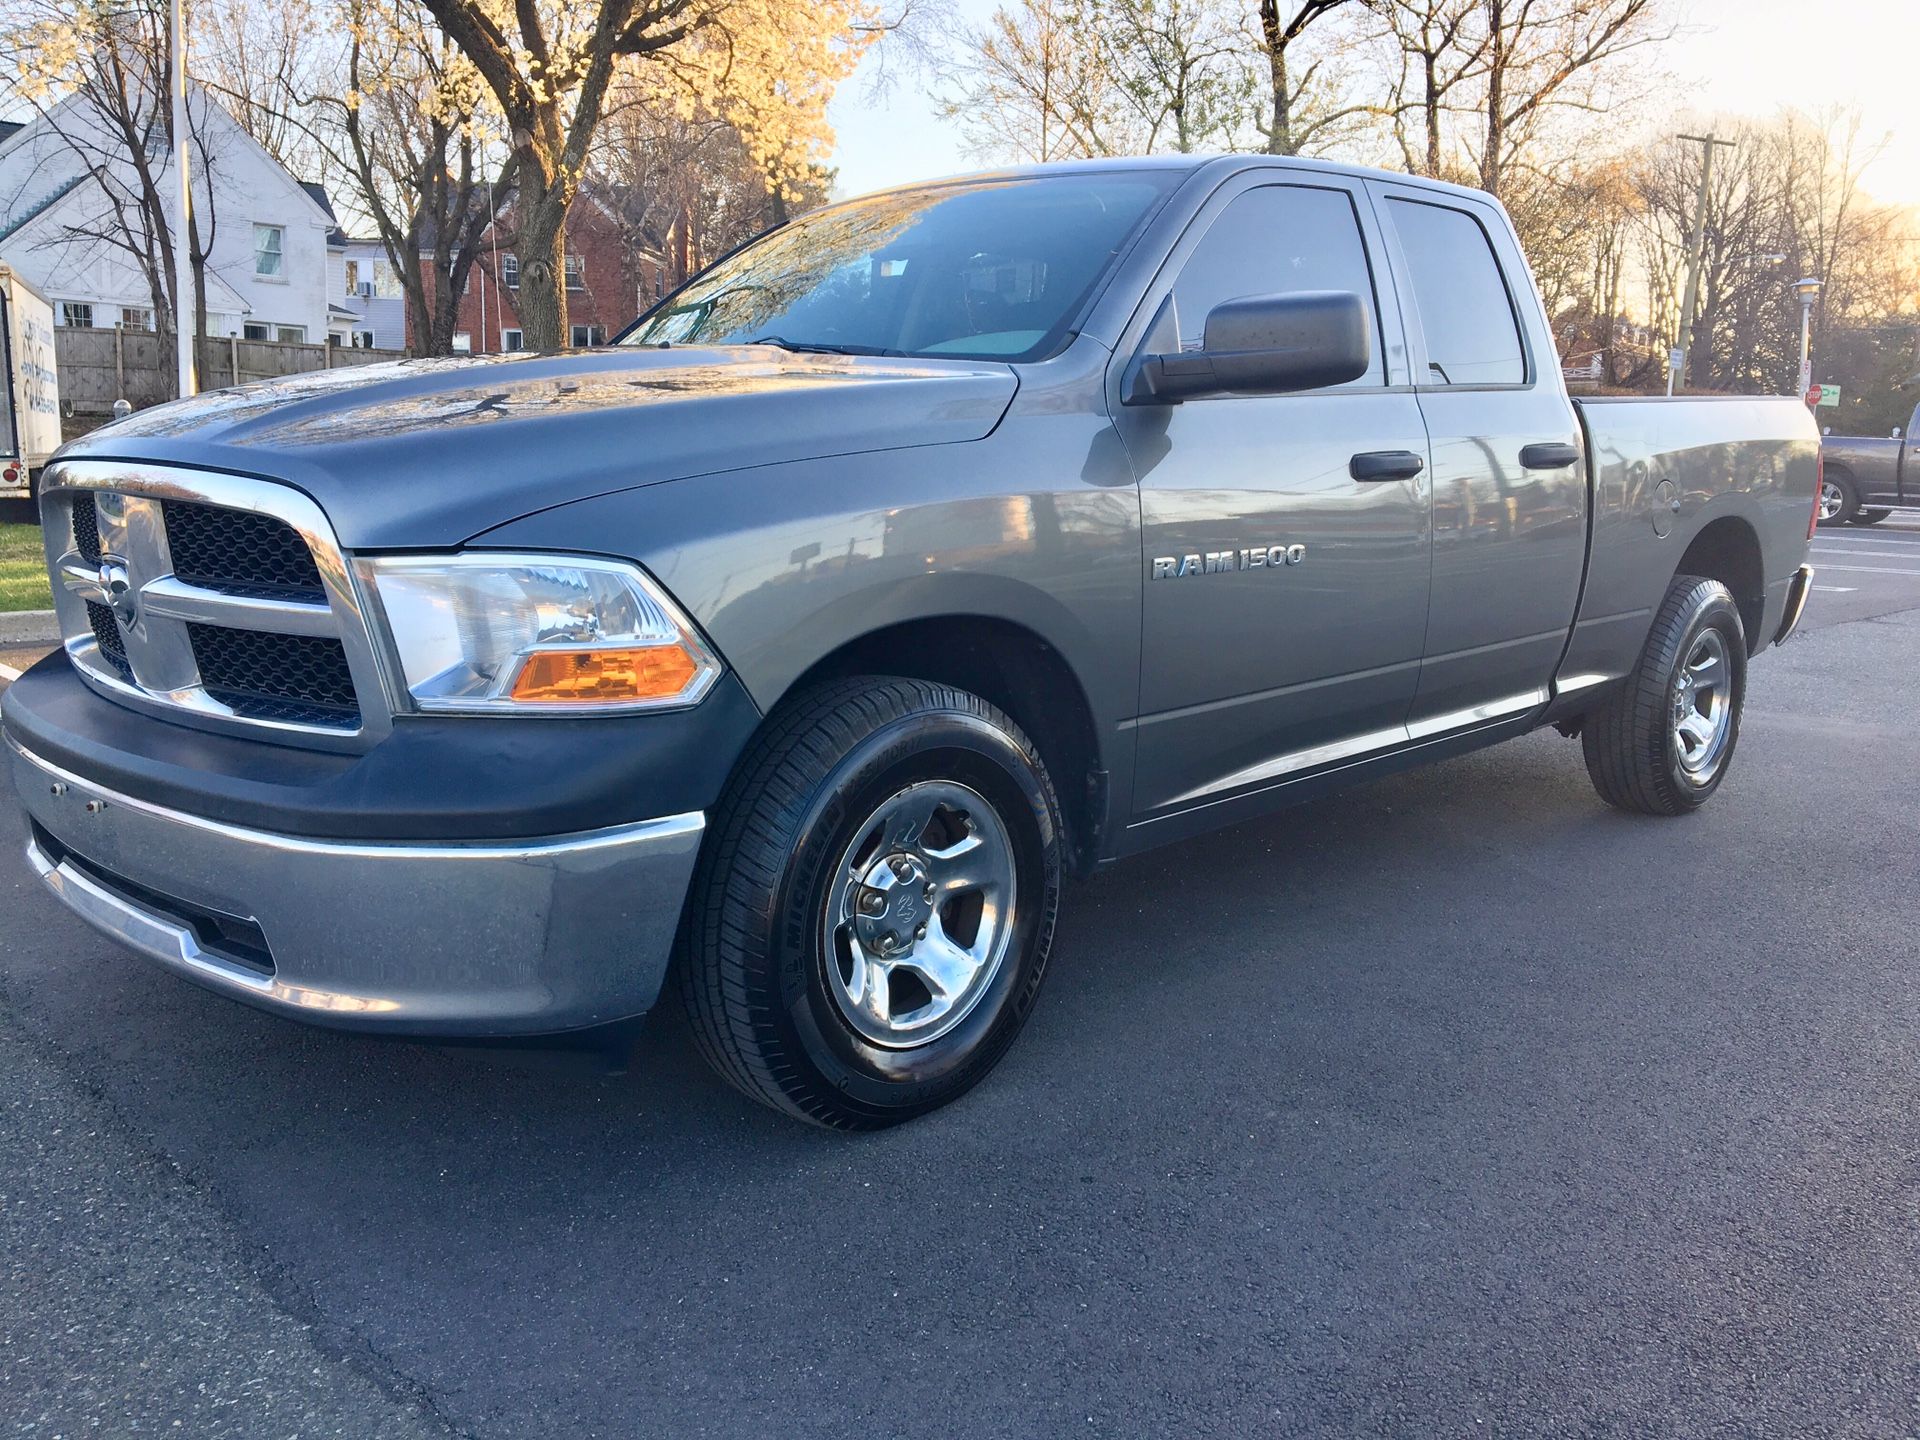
(1675, 517, 1765, 653)
(774, 617, 1107, 874)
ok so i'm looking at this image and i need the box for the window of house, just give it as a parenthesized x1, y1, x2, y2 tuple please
(344, 259, 360, 295)
(371, 260, 402, 300)
(57, 301, 95, 328)
(564, 254, 584, 290)
(501, 328, 524, 352)
(1170, 184, 1384, 386)
(570, 324, 605, 348)
(452, 332, 472, 353)
(242, 322, 271, 341)
(120, 306, 154, 331)
(276, 324, 307, 344)
(254, 224, 285, 278)
(1384, 198, 1527, 386)
(501, 254, 519, 289)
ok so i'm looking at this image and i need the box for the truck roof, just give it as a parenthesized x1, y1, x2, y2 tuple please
(843, 153, 1507, 212)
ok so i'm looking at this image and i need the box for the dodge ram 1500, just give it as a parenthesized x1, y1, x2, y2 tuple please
(2, 156, 1819, 1128)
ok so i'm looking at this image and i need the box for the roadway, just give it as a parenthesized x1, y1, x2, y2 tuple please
(3, 515, 1920, 1436)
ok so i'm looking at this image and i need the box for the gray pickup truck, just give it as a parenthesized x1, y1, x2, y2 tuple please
(1819, 400, 1920, 525)
(3, 157, 1818, 1128)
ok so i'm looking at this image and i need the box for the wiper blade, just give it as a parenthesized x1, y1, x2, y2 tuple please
(745, 335, 886, 357)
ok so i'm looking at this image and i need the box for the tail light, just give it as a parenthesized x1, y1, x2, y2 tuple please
(1808, 450, 1823, 539)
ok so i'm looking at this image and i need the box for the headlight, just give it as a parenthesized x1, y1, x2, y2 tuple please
(355, 553, 721, 713)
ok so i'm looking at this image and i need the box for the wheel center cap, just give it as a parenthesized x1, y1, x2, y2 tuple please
(854, 853, 932, 951)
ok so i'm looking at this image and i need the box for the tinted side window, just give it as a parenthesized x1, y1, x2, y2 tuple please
(1172, 184, 1383, 386)
(1385, 198, 1527, 386)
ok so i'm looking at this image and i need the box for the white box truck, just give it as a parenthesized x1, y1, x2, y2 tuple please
(1, 263, 61, 500)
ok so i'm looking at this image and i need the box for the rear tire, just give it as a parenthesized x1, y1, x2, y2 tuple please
(1816, 471, 1858, 526)
(677, 677, 1063, 1129)
(1581, 575, 1747, 815)
(1851, 507, 1892, 526)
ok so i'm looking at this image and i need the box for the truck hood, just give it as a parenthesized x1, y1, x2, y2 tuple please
(54, 347, 1020, 547)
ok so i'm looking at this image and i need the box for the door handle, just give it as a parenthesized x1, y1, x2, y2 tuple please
(1349, 450, 1425, 482)
(1519, 441, 1581, 470)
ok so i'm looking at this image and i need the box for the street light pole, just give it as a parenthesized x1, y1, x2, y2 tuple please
(1795, 276, 1823, 400)
(169, 0, 195, 399)
(1669, 133, 1738, 396)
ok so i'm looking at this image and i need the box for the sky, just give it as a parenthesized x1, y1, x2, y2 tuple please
(826, 0, 1920, 207)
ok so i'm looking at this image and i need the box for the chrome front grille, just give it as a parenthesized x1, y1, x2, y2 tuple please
(41, 462, 393, 751)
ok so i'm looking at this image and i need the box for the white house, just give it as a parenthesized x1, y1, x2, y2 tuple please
(0, 87, 338, 345)
(334, 234, 408, 350)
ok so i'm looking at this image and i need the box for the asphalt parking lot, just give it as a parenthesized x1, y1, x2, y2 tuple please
(4, 516, 1920, 1438)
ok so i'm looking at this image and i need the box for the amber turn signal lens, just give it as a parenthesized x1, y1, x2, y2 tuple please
(508, 645, 700, 704)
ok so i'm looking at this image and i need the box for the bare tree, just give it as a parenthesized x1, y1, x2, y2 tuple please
(1375, 0, 1484, 176)
(336, 5, 516, 355)
(416, 0, 873, 350)
(1250, 0, 1372, 156)
(192, 0, 329, 180)
(0, 0, 231, 381)
(1472, 0, 1668, 195)
(1102, 0, 1247, 154)
(942, 0, 1135, 160)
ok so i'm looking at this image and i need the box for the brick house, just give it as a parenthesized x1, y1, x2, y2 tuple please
(423, 189, 670, 354)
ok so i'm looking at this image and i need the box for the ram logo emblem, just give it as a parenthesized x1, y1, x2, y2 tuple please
(1151, 544, 1305, 580)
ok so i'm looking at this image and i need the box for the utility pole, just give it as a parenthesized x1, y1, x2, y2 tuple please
(169, 0, 195, 399)
(1668, 133, 1737, 396)
(1794, 277, 1823, 399)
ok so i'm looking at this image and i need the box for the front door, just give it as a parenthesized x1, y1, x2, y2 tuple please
(1112, 174, 1433, 820)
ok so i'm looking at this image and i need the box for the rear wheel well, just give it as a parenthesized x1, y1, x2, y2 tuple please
(779, 618, 1106, 873)
(1676, 517, 1764, 652)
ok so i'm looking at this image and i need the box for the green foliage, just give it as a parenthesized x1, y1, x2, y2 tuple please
(0, 524, 52, 613)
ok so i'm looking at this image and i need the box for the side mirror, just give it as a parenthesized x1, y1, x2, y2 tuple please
(1125, 290, 1372, 405)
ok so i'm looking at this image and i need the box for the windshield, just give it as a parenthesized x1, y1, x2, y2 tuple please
(622, 173, 1176, 362)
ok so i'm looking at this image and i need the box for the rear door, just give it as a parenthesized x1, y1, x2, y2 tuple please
(1369, 184, 1587, 730)
(1114, 171, 1433, 818)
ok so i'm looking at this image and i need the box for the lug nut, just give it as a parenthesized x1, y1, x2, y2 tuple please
(891, 858, 912, 880)
(923, 884, 934, 901)
(915, 925, 927, 939)
(860, 891, 885, 916)
(49, 783, 68, 797)
(880, 931, 899, 952)
(83, 799, 107, 814)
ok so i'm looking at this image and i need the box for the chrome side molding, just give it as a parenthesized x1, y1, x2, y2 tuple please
(1164, 687, 1550, 808)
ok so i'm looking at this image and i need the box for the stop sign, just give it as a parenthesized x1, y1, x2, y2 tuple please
(1805, 384, 1823, 406)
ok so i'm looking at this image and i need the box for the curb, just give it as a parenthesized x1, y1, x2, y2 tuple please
(0, 610, 59, 646)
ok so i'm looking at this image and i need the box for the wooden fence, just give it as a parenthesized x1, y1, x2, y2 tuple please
(54, 328, 406, 440)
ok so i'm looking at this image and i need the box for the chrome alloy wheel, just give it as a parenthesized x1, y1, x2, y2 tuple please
(823, 779, 1017, 1048)
(1818, 479, 1846, 521)
(1671, 628, 1734, 778)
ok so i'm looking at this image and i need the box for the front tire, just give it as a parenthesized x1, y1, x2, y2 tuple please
(1581, 575, 1747, 815)
(1851, 507, 1892, 526)
(677, 677, 1063, 1129)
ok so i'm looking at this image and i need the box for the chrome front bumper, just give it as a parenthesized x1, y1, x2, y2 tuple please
(10, 737, 705, 1035)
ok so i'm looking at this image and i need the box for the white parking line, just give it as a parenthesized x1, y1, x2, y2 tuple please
(1813, 586, 1857, 593)
(1811, 547, 1920, 559)
(1810, 564, 1920, 576)
(0, 663, 20, 682)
